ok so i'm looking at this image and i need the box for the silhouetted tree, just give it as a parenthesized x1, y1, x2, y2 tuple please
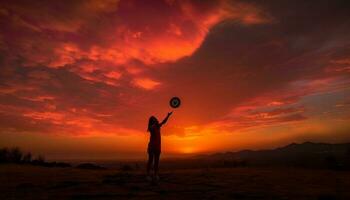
(22, 153, 32, 163)
(9, 147, 23, 163)
(37, 155, 45, 163)
(0, 148, 9, 163)
(0, 146, 71, 168)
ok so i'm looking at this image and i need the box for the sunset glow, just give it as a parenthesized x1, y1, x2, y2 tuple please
(1, 0, 350, 159)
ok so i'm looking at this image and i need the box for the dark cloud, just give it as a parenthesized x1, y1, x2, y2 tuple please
(149, 0, 350, 127)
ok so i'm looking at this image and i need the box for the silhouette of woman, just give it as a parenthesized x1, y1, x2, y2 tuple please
(146, 112, 172, 180)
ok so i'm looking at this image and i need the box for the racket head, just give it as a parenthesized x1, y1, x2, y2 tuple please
(170, 97, 181, 108)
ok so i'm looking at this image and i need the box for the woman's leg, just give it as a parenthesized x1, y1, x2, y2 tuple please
(154, 152, 160, 177)
(146, 152, 154, 176)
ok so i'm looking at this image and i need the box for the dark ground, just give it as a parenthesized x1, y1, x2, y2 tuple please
(1, 164, 350, 200)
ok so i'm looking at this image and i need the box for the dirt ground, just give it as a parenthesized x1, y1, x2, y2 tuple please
(1, 164, 350, 200)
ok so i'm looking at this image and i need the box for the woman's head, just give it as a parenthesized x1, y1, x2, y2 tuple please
(147, 116, 158, 132)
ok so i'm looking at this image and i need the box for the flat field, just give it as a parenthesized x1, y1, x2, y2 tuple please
(1, 164, 350, 200)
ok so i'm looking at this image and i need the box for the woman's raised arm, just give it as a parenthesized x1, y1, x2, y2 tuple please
(160, 112, 172, 126)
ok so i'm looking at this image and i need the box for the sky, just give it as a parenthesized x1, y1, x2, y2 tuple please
(1, 0, 350, 160)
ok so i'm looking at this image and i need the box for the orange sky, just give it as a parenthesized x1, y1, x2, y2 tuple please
(0, 0, 350, 159)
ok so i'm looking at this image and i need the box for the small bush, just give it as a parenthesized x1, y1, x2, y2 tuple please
(76, 163, 105, 170)
(32, 155, 45, 165)
(120, 164, 133, 171)
(55, 162, 72, 168)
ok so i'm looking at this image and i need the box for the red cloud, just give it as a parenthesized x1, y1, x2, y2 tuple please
(133, 78, 161, 90)
(0, 0, 271, 69)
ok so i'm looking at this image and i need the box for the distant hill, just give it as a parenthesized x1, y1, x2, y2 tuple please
(197, 142, 350, 169)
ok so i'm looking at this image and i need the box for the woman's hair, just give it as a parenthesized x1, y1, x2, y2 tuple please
(147, 116, 158, 132)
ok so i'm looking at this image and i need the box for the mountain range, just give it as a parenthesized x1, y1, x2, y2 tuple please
(197, 142, 350, 169)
